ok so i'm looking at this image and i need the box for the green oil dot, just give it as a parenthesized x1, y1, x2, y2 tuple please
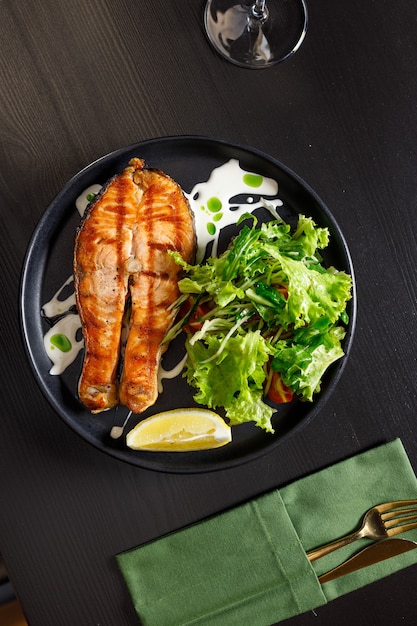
(243, 173, 263, 188)
(213, 213, 223, 222)
(207, 197, 222, 212)
(207, 222, 216, 236)
(50, 334, 72, 353)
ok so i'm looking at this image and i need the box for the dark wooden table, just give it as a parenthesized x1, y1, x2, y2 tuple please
(1, 1, 417, 624)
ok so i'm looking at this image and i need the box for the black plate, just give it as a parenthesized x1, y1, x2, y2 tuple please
(20, 136, 356, 473)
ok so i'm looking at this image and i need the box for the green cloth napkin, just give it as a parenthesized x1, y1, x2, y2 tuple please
(117, 439, 417, 625)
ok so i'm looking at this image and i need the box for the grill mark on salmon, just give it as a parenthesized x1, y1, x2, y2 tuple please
(74, 158, 196, 414)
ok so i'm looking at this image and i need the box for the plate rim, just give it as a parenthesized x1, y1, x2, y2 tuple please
(20, 135, 357, 473)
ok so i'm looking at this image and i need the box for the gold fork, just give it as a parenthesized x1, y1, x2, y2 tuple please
(307, 499, 417, 562)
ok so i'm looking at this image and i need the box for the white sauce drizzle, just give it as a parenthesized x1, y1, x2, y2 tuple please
(43, 313, 83, 375)
(42, 159, 283, 382)
(110, 412, 132, 439)
(186, 158, 280, 262)
(42, 275, 76, 318)
(157, 353, 188, 393)
(75, 184, 102, 216)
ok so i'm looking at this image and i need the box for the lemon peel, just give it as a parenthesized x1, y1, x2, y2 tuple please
(126, 408, 231, 452)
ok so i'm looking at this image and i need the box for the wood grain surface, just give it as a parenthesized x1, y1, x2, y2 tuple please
(1, 0, 417, 624)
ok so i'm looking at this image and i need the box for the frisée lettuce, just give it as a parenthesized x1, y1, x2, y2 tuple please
(165, 212, 352, 433)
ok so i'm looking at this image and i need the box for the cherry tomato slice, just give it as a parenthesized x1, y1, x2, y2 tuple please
(267, 370, 293, 404)
(181, 300, 212, 333)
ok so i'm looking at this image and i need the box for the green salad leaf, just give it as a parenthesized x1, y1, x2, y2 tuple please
(166, 212, 352, 433)
(185, 332, 275, 432)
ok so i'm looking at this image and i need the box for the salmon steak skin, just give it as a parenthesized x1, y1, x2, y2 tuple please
(74, 157, 196, 414)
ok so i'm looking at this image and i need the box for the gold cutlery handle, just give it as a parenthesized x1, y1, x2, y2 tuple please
(318, 538, 417, 583)
(307, 529, 366, 562)
(307, 499, 417, 562)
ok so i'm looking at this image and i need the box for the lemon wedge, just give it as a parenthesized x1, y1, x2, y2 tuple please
(126, 408, 232, 452)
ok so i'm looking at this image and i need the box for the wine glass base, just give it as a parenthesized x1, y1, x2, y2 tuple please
(204, 0, 308, 68)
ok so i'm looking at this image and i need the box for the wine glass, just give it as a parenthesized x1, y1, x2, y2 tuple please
(204, 0, 308, 68)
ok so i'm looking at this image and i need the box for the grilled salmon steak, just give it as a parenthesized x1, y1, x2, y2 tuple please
(74, 158, 196, 414)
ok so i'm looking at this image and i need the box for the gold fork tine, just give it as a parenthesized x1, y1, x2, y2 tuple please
(383, 509, 417, 528)
(387, 519, 417, 537)
(378, 499, 417, 513)
(307, 499, 417, 562)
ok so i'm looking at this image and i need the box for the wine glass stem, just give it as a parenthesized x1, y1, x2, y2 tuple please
(251, 0, 268, 21)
